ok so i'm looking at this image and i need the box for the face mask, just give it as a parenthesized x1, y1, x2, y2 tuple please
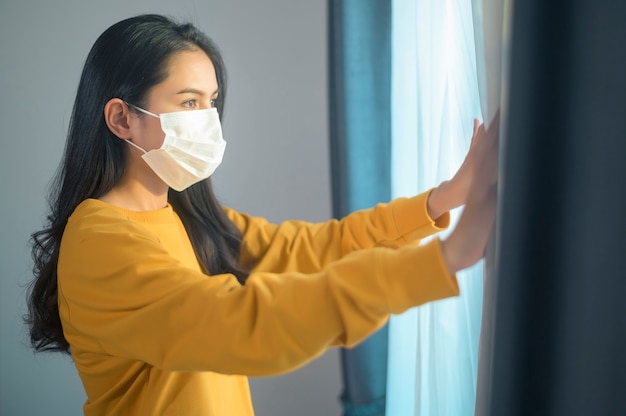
(125, 103, 227, 192)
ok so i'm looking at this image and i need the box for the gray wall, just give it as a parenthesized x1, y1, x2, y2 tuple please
(0, 1, 340, 415)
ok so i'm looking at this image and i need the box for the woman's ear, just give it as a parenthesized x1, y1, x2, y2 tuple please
(104, 98, 133, 139)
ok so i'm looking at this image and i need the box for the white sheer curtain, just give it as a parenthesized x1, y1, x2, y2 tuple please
(386, 0, 484, 415)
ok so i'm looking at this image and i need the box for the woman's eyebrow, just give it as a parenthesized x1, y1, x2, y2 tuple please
(176, 88, 219, 96)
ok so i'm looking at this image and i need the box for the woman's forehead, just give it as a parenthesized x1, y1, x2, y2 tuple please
(153, 49, 218, 96)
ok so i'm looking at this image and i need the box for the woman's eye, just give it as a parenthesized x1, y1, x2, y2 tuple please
(183, 99, 197, 108)
(210, 98, 217, 108)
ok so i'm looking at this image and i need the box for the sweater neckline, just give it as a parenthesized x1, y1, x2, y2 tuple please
(80, 198, 176, 224)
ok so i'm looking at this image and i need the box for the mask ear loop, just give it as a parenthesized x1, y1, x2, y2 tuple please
(121, 101, 154, 153)
(124, 101, 160, 119)
(125, 139, 148, 154)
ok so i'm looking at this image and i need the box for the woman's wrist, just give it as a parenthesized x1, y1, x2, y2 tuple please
(440, 237, 461, 275)
(427, 180, 463, 220)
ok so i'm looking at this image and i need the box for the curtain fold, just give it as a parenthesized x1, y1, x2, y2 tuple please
(328, 1, 392, 415)
(471, 1, 509, 414)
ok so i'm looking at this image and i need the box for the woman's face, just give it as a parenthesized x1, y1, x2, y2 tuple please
(129, 48, 219, 152)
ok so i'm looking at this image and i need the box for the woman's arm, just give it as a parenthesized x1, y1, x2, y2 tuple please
(225, 190, 450, 274)
(58, 219, 458, 377)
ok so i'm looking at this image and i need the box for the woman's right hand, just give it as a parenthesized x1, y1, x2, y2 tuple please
(441, 110, 501, 274)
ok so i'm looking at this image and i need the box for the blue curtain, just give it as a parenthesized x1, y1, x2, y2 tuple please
(328, 1, 392, 415)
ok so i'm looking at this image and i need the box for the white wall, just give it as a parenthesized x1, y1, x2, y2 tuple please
(0, 1, 340, 415)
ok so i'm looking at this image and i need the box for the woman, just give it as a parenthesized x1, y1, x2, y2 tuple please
(27, 14, 499, 415)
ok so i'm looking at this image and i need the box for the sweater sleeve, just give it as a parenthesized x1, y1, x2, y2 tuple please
(226, 190, 450, 274)
(58, 210, 458, 377)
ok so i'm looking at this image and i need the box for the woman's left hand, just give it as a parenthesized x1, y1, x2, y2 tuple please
(427, 118, 485, 219)
(441, 110, 500, 273)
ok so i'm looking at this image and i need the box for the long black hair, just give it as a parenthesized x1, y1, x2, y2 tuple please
(26, 14, 250, 354)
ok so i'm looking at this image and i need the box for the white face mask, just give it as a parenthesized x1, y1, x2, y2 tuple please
(125, 103, 227, 192)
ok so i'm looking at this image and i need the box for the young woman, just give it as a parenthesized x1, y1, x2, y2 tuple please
(27, 14, 499, 415)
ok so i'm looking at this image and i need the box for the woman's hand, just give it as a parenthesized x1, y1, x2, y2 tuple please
(427, 118, 484, 220)
(441, 110, 500, 273)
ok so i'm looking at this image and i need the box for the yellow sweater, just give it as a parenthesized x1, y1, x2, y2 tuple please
(57, 191, 459, 415)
